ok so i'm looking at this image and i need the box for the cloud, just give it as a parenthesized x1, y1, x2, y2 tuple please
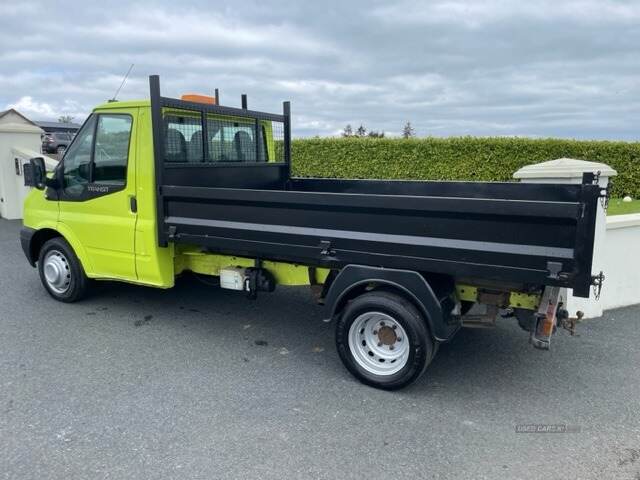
(8, 97, 56, 118)
(0, 0, 638, 139)
(86, 8, 334, 57)
(8, 96, 86, 122)
(371, 1, 640, 27)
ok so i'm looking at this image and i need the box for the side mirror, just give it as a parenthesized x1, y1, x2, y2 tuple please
(23, 157, 47, 190)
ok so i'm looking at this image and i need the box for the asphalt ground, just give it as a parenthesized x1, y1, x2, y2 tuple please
(1, 218, 639, 479)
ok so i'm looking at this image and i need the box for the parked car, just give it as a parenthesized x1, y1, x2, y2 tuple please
(41, 132, 73, 155)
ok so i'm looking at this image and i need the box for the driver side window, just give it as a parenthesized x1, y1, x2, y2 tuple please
(63, 115, 96, 196)
(61, 113, 132, 198)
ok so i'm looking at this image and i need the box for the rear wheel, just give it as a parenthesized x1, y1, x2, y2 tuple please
(335, 291, 435, 390)
(38, 237, 89, 303)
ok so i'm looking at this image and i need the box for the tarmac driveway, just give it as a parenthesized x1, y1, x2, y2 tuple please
(1, 218, 639, 479)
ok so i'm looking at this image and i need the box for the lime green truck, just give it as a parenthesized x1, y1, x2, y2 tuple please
(20, 76, 603, 389)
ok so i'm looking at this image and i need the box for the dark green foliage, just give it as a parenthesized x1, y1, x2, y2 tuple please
(368, 130, 385, 138)
(291, 137, 639, 197)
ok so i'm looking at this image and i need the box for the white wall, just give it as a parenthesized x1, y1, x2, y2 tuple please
(598, 214, 640, 310)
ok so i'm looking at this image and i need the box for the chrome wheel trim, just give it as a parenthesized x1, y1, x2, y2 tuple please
(348, 311, 410, 376)
(43, 250, 71, 294)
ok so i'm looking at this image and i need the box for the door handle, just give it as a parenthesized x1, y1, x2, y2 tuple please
(129, 196, 137, 213)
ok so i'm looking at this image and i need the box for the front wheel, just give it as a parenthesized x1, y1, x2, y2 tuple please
(335, 291, 435, 390)
(38, 237, 89, 303)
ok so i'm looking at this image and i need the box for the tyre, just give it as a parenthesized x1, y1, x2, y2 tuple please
(38, 237, 89, 303)
(335, 290, 435, 390)
(56, 145, 66, 156)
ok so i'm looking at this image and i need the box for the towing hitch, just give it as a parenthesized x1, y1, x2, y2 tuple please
(560, 310, 584, 336)
(530, 286, 565, 350)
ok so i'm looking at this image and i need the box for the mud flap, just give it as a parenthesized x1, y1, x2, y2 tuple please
(530, 286, 565, 350)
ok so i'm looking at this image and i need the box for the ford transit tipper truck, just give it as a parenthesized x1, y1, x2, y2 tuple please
(20, 76, 605, 389)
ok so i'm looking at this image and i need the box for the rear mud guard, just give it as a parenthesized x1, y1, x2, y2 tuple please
(324, 265, 460, 342)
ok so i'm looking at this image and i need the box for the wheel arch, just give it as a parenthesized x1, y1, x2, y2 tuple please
(325, 265, 459, 342)
(25, 225, 93, 275)
(25, 228, 61, 266)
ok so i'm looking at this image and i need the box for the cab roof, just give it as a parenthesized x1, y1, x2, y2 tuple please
(93, 99, 150, 111)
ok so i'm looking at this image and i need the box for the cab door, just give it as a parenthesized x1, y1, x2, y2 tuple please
(57, 111, 137, 281)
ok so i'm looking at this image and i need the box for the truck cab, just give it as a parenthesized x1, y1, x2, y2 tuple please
(23, 97, 281, 289)
(23, 101, 163, 287)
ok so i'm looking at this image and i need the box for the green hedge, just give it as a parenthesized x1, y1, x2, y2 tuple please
(291, 137, 640, 198)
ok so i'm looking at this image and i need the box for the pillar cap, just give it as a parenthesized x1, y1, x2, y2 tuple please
(514, 158, 617, 179)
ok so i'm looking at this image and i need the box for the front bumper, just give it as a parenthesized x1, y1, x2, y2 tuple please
(20, 227, 37, 267)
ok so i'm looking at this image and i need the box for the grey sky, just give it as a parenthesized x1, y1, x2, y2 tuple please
(1, 0, 639, 138)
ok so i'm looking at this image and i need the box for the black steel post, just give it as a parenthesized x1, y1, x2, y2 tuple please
(241, 94, 248, 110)
(149, 75, 168, 246)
